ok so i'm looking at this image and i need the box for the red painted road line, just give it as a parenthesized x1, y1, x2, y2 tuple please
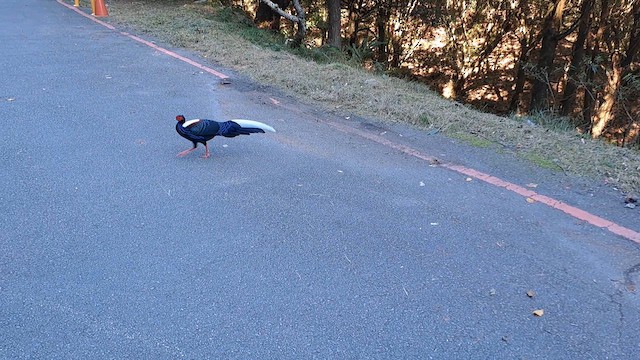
(56, 0, 229, 79)
(57, 0, 640, 245)
(120, 32, 229, 79)
(326, 121, 640, 245)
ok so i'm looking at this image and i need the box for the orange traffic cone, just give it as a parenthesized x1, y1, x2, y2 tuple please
(92, 0, 109, 17)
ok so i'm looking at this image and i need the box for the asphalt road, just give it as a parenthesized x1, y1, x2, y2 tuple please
(1, 0, 640, 358)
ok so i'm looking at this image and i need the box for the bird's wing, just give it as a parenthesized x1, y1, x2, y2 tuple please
(186, 119, 221, 138)
(230, 119, 276, 133)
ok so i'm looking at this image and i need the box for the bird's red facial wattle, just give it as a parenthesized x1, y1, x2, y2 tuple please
(176, 115, 186, 122)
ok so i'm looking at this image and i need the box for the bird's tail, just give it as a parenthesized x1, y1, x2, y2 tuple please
(231, 119, 276, 133)
(217, 119, 276, 137)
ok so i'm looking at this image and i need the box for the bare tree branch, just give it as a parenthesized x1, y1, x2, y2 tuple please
(260, 0, 299, 23)
(259, 0, 307, 46)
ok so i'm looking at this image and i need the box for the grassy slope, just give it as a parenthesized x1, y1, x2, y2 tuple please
(100, 0, 639, 194)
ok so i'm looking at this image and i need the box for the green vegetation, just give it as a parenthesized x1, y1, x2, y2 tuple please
(450, 133, 496, 149)
(523, 153, 564, 172)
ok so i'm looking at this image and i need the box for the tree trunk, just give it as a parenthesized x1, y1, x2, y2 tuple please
(453, 73, 467, 101)
(390, 36, 402, 68)
(347, 0, 365, 47)
(444, 0, 467, 101)
(326, 0, 341, 48)
(530, 0, 566, 112)
(509, 39, 531, 113)
(583, 0, 609, 125)
(621, 0, 640, 68)
(559, 0, 593, 118)
(376, 4, 390, 64)
(591, 52, 622, 138)
(509, 0, 532, 113)
(591, 0, 640, 138)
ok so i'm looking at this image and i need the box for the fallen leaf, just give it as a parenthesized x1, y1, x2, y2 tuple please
(526, 183, 538, 188)
(526, 198, 536, 203)
(419, 181, 425, 187)
(489, 288, 496, 296)
(532, 309, 544, 317)
(465, 177, 473, 182)
(526, 290, 536, 298)
(501, 336, 509, 342)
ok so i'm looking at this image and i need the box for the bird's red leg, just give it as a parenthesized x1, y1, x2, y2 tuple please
(201, 143, 211, 159)
(176, 146, 197, 157)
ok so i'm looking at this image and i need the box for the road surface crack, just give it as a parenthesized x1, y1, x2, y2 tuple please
(623, 262, 640, 293)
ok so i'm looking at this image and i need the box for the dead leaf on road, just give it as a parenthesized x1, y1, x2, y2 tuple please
(526, 290, 536, 298)
(526, 198, 536, 203)
(526, 183, 538, 188)
(532, 309, 544, 317)
(465, 177, 473, 182)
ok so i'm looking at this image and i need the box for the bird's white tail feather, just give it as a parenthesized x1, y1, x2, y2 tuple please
(232, 119, 276, 133)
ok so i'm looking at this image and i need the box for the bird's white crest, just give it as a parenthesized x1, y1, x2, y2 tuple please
(182, 119, 201, 127)
(231, 119, 276, 133)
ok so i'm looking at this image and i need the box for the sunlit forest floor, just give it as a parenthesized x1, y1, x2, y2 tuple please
(85, 0, 639, 195)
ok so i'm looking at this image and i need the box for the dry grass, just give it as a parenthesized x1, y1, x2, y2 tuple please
(96, 0, 639, 194)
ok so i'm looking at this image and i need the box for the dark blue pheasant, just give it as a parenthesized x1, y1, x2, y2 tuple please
(175, 115, 276, 158)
